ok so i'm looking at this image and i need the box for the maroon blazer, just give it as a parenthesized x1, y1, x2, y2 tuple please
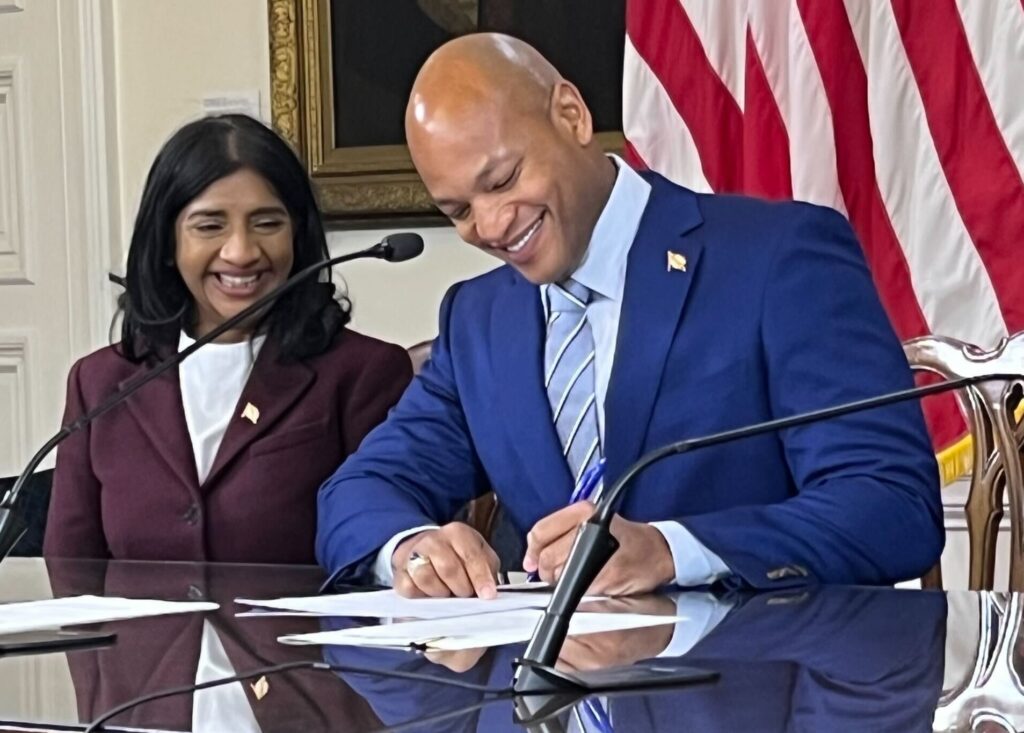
(44, 329, 412, 564)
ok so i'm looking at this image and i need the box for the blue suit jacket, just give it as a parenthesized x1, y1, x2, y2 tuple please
(317, 173, 942, 588)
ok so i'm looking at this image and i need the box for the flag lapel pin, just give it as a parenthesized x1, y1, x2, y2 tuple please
(251, 675, 270, 700)
(666, 251, 687, 273)
(241, 402, 260, 425)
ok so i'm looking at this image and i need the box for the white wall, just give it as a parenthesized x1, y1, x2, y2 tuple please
(111, 0, 272, 254)
(327, 228, 496, 347)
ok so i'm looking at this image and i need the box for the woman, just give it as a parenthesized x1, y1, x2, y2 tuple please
(44, 114, 413, 564)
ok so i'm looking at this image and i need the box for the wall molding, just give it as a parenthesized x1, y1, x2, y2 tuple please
(0, 57, 29, 284)
(0, 333, 30, 477)
(57, 0, 119, 355)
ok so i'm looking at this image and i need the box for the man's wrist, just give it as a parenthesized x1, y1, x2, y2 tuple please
(376, 525, 439, 584)
(649, 520, 735, 587)
(647, 523, 677, 586)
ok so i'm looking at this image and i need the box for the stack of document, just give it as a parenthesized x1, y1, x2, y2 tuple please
(235, 587, 593, 620)
(0, 596, 218, 636)
(236, 590, 685, 650)
(276, 609, 686, 649)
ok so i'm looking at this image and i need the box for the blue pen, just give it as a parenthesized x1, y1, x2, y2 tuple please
(526, 458, 607, 582)
(570, 457, 607, 503)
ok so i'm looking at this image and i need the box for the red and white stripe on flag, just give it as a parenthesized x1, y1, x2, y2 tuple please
(623, 0, 1024, 482)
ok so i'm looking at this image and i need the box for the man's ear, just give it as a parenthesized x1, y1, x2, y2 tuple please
(549, 80, 594, 146)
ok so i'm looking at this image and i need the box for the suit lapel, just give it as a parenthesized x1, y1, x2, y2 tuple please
(605, 178, 705, 483)
(203, 340, 315, 489)
(122, 364, 198, 491)
(491, 271, 574, 512)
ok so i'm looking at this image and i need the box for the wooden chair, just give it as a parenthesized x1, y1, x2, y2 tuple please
(935, 591, 1024, 729)
(406, 339, 433, 375)
(904, 333, 1024, 590)
(406, 340, 499, 541)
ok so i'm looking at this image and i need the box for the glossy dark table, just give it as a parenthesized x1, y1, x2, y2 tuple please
(0, 558, 1017, 732)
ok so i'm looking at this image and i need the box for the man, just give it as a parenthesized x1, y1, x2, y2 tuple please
(316, 33, 942, 598)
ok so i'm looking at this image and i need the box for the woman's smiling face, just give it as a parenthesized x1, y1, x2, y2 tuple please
(174, 168, 294, 341)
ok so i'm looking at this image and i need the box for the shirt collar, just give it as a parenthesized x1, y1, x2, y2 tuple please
(545, 154, 652, 309)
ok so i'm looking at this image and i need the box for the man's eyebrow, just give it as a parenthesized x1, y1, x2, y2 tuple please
(473, 155, 505, 186)
(433, 154, 514, 209)
(434, 197, 463, 210)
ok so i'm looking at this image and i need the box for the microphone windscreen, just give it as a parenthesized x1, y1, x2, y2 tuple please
(382, 233, 425, 262)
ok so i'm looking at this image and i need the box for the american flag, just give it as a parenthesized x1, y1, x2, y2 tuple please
(623, 0, 1024, 481)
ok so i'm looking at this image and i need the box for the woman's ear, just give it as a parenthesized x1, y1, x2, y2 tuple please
(549, 80, 594, 147)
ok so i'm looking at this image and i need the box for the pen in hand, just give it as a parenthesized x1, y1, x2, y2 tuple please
(525, 458, 606, 583)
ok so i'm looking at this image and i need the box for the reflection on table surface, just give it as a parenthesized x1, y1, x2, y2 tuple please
(0, 557, 1019, 732)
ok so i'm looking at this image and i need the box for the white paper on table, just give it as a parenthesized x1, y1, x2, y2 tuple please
(236, 587, 603, 620)
(0, 595, 218, 636)
(278, 610, 686, 650)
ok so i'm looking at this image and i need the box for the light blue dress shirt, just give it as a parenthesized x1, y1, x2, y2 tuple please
(376, 156, 730, 587)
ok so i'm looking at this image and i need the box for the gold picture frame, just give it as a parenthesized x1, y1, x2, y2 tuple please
(268, 0, 624, 226)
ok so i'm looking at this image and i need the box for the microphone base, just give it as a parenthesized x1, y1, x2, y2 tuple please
(0, 507, 26, 561)
(512, 657, 717, 695)
(512, 661, 718, 728)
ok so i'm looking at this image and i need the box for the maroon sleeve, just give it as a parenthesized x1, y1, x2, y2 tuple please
(44, 359, 110, 559)
(341, 343, 413, 456)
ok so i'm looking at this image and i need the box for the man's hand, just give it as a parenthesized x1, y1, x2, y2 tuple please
(392, 522, 500, 599)
(523, 502, 676, 595)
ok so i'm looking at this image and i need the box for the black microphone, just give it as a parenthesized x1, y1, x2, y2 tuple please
(512, 371, 1023, 695)
(0, 233, 424, 561)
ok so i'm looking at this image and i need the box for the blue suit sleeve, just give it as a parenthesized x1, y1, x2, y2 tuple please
(681, 205, 943, 588)
(316, 284, 490, 578)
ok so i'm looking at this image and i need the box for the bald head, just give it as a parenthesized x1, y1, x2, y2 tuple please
(406, 34, 561, 139)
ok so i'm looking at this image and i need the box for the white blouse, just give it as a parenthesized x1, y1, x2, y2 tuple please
(177, 331, 266, 484)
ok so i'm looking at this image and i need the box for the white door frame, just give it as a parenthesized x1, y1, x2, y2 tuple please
(57, 0, 120, 357)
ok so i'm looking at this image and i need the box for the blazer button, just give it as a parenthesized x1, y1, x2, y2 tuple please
(182, 503, 200, 525)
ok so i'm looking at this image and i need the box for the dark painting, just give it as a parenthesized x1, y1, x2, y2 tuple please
(330, 0, 625, 149)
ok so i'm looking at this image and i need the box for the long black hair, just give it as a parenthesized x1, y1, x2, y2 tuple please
(118, 114, 349, 362)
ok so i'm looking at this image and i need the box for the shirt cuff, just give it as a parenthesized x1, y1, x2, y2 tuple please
(650, 521, 731, 587)
(656, 592, 734, 658)
(372, 525, 440, 585)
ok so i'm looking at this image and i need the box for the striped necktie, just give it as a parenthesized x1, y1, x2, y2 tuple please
(570, 697, 614, 733)
(545, 280, 602, 486)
